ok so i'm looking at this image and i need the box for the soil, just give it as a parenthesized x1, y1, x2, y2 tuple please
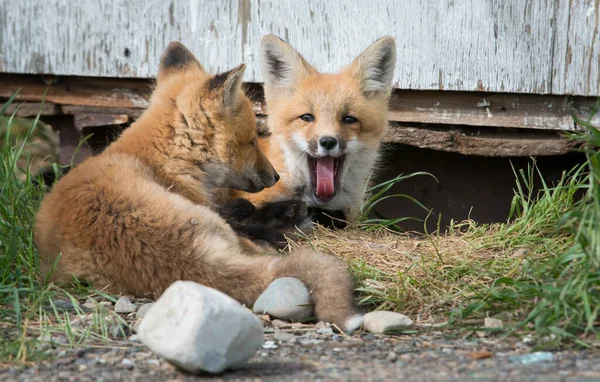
(3, 323, 599, 382)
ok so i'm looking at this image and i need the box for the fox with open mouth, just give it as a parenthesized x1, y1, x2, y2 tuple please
(224, 34, 397, 225)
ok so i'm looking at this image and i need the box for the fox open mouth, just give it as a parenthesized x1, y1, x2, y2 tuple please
(308, 155, 345, 202)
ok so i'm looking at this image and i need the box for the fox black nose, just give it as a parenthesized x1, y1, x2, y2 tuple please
(319, 136, 338, 150)
(274, 171, 280, 182)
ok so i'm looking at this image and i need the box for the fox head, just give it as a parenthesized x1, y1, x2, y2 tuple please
(260, 35, 396, 219)
(151, 42, 278, 193)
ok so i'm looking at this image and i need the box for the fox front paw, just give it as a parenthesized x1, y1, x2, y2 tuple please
(249, 199, 308, 230)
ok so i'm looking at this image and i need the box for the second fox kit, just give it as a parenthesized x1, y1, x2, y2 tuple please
(34, 42, 362, 331)
(227, 35, 397, 223)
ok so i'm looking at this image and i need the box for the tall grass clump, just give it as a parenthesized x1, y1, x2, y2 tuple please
(454, 120, 600, 344)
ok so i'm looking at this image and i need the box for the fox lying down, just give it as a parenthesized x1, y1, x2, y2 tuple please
(34, 42, 363, 331)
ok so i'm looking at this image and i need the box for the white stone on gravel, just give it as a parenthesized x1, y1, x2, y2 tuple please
(115, 296, 136, 314)
(137, 281, 264, 374)
(273, 331, 295, 342)
(316, 327, 334, 335)
(136, 303, 154, 319)
(363, 311, 413, 334)
(484, 317, 503, 329)
(253, 277, 313, 321)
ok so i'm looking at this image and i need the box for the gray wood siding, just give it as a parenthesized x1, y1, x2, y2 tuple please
(0, 0, 598, 96)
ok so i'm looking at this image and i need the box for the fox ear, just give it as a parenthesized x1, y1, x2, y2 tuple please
(158, 41, 205, 81)
(261, 35, 315, 93)
(208, 64, 246, 111)
(349, 36, 396, 98)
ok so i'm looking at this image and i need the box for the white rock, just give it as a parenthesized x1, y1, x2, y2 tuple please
(363, 311, 413, 334)
(253, 277, 313, 321)
(484, 317, 503, 329)
(136, 303, 154, 319)
(137, 281, 264, 374)
(273, 331, 295, 342)
(316, 327, 334, 335)
(115, 296, 136, 314)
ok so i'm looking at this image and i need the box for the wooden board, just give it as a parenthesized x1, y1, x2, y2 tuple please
(1, 0, 598, 96)
(2, 75, 598, 133)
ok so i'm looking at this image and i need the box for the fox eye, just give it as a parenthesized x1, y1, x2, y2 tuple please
(299, 114, 315, 123)
(342, 116, 358, 124)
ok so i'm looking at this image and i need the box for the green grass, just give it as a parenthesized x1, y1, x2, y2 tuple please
(0, 93, 123, 364)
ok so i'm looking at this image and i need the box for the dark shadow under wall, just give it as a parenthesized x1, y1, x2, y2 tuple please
(372, 143, 587, 233)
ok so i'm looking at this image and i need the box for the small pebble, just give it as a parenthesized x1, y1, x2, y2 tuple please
(361, 333, 375, 341)
(316, 327, 334, 335)
(509, 351, 554, 364)
(128, 334, 140, 342)
(110, 324, 130, 338)
(386, 351, 397, 362)
(484, 317, 503, 329)
(273, 331, 295, 342)
(82, 302, 96, 310)
(136, 303, 154, 319)
(261, 340, 278, 349)
(314, 321, 328, 329)
(115, 296, 136, 314)
(50, 300, 76, 312)
(253, 277, 313, 321)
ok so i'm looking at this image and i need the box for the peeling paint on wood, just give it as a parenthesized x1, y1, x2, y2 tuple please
(1, 0, 598, 95)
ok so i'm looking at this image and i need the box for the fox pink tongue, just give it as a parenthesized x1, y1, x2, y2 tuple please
(316, 157, 335, 197)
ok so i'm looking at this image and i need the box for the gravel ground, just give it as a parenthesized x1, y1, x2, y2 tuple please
(3, 321, 600, 382)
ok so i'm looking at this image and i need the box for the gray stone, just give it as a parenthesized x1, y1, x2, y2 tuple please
(137, 281, 264, 374)
(363, 311, 413, 334)
(49, 300, 77, 312)
(115, 296, 136, 314)
(110, 323, 130, 338)
(136, 303, 154, 319)
(273, 331, 295, 342)
(317, 327, 334, 335)
(253, 277, 313, 321)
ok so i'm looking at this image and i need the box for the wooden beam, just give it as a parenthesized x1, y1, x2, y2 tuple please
(386, 124, 579, 157)
(2, 102, 60, 117)
(74, 114, 129, 130)
(0, 74, 152, 109)
(387, 91, 599, 132)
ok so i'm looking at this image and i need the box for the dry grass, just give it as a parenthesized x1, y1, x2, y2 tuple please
(288, 224, 546, 326)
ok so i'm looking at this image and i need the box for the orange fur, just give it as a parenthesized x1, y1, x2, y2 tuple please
(227, 35, 397, 222)
(34, 42, 360, 330)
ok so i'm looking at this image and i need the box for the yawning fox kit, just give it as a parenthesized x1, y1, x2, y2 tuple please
(34, 35, 396, 331)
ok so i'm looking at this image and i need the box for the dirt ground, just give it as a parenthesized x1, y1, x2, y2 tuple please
(3, 322, 600, 382)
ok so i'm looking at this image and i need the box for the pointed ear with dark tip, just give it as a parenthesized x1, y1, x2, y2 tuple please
(261, 34, 315, 93)
(208, 64, 246, 111)
(349, 36, 397, 98)
(157, 41, 205, 81)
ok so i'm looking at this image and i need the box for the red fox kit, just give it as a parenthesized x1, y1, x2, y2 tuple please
(34, 42, 362, 331)
(229, 35, 397, 224)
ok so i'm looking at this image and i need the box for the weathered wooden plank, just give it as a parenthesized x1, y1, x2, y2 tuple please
(387, 91, 600, 131)
(553, 0, 600, 96)
(2, 74, 596, 132)
(74, 114, 129, 130)
(0, 74, 151, 108)
(386, 124, 578, 157)
(2, 102, 60, 117)
(2, 0, 588, 95)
